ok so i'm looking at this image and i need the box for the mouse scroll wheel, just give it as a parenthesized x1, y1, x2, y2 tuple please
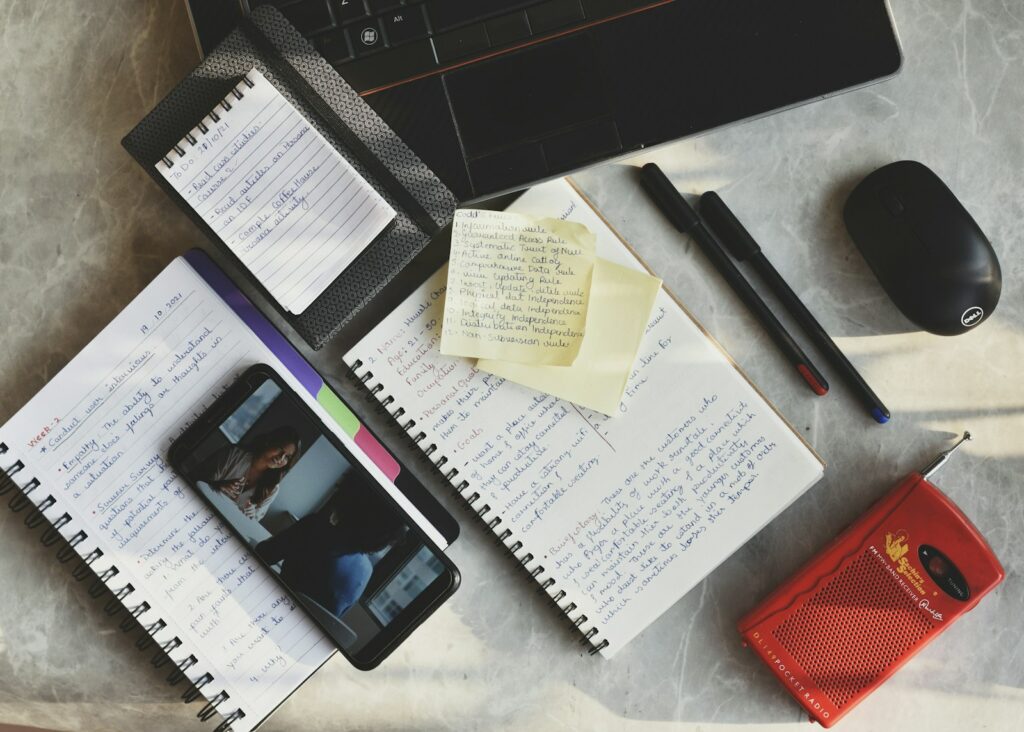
(879, 189, 906, 216)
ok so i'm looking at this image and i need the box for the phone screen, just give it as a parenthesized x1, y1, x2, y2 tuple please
(170, 365, 458, 669)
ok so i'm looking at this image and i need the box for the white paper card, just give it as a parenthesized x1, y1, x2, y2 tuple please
(157, 68, 396, 314)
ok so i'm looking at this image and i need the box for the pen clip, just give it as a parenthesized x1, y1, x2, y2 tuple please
(640, 164, 701, 233)
(699, 191, 762, 262)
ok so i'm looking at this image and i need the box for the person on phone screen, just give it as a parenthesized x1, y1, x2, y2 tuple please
(197, 426, 302, 521)
(255, 477, 407, 618)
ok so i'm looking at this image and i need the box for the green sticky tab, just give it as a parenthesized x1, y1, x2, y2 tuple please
(317, 386, 360, 437)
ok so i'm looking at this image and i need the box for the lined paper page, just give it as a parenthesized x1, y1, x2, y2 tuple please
(157, 69, 395, 314)
(345, 179, 823, 657)
(0, 259, 338, 731)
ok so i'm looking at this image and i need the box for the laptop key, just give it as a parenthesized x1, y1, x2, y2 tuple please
(432, 24, 490, 64)
(527, 0, 585, 34)
(383, 6, 430, 45)
(316, 29, 354, 63)
(485, 11, 531, 47)
(334, 38, 438, 92)
(348, 18, 387, 56)
(365, 0, 402, 11)
(333, 0, 369, 24)
(427, 1, 542, 33)
(278, 0, 336, 35)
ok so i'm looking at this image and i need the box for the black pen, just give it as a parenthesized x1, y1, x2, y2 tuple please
(699, 190, 891, 424)
(639, 163, 829, 397)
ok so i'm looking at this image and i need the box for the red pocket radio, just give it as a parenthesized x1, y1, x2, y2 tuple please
(738, 432, 1003, 726)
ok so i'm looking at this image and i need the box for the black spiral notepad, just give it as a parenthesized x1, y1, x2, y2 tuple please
(122, 6, 457, 350)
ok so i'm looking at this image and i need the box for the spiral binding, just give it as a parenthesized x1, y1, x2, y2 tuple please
(0, 441, 247, 729)
(160, 74, 257, 169)
(348, 362, 609, 656)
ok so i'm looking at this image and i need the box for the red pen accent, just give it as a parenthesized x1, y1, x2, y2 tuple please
(797, 364, 829, 396)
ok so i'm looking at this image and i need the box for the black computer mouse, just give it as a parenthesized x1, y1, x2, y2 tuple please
(843, 160, 1001, 335)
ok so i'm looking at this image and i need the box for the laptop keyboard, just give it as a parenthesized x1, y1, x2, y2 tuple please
(257, 0, 661, 92)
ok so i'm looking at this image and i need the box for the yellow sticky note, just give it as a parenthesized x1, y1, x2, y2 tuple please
(440, 210, 596, 366)
(478, 258, 662, 416)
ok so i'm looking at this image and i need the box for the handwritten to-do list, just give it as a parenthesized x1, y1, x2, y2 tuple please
(441, 210, 596, 366)
(158, 68, 395, 314)
(345, 179, 823, 656)
(0, 259, 336, 731)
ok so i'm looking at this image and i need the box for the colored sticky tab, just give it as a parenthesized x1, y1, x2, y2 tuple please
(478, 258, 662, 416)
(441, 210, 596, 366)
(315, 386, 361, 436)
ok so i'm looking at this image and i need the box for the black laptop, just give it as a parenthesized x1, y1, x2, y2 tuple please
(186, 0, 902, 202)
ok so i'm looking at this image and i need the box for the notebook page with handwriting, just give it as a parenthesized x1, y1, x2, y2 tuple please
(0, 258, 334, 729)
(0, 255, 436, 730)
(344, 178, 823, 657)
(157, 69, 395, 315)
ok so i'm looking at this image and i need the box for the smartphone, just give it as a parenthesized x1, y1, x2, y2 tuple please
(168, 364, 459, 669)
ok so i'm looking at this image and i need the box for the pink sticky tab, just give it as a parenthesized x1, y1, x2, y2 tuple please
(354, 427, 401, 481)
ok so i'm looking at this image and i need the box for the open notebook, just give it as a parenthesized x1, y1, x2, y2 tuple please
(344, 178, 824, 657)
(0, 251, 454, 732)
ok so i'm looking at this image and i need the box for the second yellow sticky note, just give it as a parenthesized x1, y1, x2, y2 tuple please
(478, 258, 663, 417)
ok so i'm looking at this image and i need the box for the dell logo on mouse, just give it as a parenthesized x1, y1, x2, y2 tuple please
(961, 306, 984, 327)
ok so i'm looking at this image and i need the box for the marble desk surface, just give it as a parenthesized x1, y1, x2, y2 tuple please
(0, 1, 1020, 730)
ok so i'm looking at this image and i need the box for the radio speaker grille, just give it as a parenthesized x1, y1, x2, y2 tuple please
(774, 549, 935, 709)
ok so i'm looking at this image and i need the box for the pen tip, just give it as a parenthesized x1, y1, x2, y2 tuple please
(871, 407, 891, 424)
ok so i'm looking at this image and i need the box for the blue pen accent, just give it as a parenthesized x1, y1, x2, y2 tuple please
(872, 407, 890, 424)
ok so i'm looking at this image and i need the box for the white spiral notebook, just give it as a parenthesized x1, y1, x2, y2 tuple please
(344, 178, 824, 657)
(0, 250, 450, 731)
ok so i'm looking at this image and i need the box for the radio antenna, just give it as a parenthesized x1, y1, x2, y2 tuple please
(921, 431, 972, 480)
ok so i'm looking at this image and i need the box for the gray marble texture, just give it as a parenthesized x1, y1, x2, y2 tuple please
(0, 0, 1021, 730)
